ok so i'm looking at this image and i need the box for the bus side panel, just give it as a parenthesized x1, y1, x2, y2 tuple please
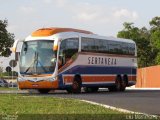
(58, 66, 136, 88)
(58, 53, 137, 88)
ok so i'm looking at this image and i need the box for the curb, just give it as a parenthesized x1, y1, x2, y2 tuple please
(126, 88, 160, 90)
(126, 85, 160, 90)
(0, 90, 28, 94)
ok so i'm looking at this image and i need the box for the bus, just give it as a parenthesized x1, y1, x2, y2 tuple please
(11, 27, 137, 93)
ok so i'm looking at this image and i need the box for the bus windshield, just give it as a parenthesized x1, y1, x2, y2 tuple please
(20, 40, 56, 75)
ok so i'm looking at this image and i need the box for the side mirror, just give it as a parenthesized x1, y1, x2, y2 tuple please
(23, 42, 28, 52)
(10, 40, 19, 53)
(15, 52, 20, 61)
(10, 39, 24, 53)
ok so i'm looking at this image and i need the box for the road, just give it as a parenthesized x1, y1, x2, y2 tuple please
(0, 89, 160, 115)
(44, 89, 160, 115)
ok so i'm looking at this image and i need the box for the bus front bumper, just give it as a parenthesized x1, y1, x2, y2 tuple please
(18, 80, 58, 89)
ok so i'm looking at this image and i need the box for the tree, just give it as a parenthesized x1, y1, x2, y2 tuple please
(149, 17, 160, 64)
(150, 16, 160, 31)
(0, 19, 14, 57)
(117, 16, 160, 67)
(117, 22, 154, 67)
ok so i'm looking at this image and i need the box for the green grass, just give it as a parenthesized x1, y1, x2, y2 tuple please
(0, 94, 127, 120)
(0, 94, 119, 114)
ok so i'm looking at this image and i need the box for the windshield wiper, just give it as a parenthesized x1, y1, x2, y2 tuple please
(36, 52, 48, 73)
(24, 51, 49, 74)
(24, 52, 37, 74)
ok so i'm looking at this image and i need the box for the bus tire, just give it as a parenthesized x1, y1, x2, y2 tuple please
(115, 75, 122, 91)
(38, 89, 50, 94)
(120, 75, 128, 91)
(72, 75, 82, 93)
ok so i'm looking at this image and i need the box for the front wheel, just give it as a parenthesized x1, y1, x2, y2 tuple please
(72, 76, 82, 93)
(120, 76, 128, 91)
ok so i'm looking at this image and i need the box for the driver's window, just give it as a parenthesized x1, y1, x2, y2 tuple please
(59, 38, 79, 67)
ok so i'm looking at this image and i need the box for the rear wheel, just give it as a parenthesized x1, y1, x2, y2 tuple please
(116, 75, 127, 92)
(38, 89, 50, 94)
(120, 75, 128, 91)
(108, 75, 123, 92)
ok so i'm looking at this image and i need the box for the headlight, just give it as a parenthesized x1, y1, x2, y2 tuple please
(47, 77, 56, 81)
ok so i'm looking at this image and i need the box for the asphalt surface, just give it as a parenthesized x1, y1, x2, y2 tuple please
(43, 89, 160, 115)
(0, 89, 160, 115)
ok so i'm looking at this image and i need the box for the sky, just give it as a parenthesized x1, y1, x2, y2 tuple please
(0, 0, 160, 71)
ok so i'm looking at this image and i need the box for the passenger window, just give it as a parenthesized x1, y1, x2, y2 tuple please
(111, 41, 122, 54)
(81, 37, 95, 52)
(128, 43, 135, 55)
(97, 40, 108, 53)
(59, 38, 79, 66)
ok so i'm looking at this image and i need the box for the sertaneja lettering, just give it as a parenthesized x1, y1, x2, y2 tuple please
(88, 57, 117, 65)
(88, 57, 91, 64)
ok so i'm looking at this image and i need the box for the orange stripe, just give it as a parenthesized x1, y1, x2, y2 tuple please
(63, 76, 74, 83)
(63, 75, 136, 84)
(128, 75, 136, 81)
(32, 27, 93, 37)
(63, 76, 115, 84)
(82, 76, 115, 82)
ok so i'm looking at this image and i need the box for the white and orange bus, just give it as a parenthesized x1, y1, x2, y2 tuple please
(11, 27, 137, 93)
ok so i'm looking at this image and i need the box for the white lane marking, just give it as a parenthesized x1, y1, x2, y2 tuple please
(81, 100, 159, 118)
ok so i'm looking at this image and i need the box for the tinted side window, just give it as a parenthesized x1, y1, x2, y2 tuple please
(128, 43, 135, 55)
(81, 37, 95, 52)
(121, 42, 129, 54)
(81, 37, 135, 56)
(65, 38, 79, 58)
(95, 39, 108, 53)
(60, 38, 79, 64)
(108, 41, 121, 54)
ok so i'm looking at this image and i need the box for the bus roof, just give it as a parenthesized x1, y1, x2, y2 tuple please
(31, 27, 93, 37)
